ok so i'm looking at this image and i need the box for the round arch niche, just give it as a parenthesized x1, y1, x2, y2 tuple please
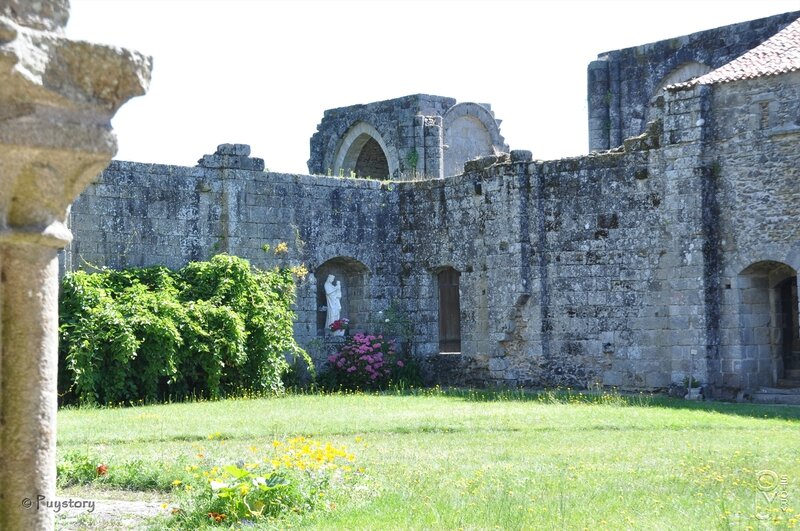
(443, 102, 506, 177)
(333, 122, 394, 180)
(315, 257, 370, 336)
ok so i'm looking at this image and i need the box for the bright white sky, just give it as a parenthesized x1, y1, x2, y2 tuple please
(67, 0, 799, 173)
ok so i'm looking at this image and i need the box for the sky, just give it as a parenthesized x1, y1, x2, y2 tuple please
(66, 0, 800, 174)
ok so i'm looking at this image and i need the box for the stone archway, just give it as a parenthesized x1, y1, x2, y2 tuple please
(315, 257, 370, 336)
(333, 122, 395, 179)
(737, 261, 798, 387)
(348, 135, 389, 179)
(443, 102, 506, 177)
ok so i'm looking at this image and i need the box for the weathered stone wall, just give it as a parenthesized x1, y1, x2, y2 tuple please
(66, 66, 800, 396)
(67, 161, 220, 271)
(399, 121, 712, 391)
(588, 11, 799, 151)
(66, 15, 800, 398)
(706, 71, 800, 394)
(68, 145, 401, 361)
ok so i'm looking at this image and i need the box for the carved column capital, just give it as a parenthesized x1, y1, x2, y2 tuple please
(0, 6, 152, 248)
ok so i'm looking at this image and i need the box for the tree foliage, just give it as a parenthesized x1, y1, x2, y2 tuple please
(59, 254, 310, 405)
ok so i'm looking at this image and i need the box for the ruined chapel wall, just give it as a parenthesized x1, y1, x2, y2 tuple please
(398, 117, 711, 390)
(531, 149, 677, 390)
(68, 99, 724, 392)
(66, 159, 402, 359)
(588, 11, 799, 151)
(397, 166, 532, 384)
(67, 161, 221, 271)
(65, 77, 783, 395)
(308, 94, 455, 179)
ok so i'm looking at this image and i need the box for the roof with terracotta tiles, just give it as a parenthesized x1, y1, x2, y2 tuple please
(668, 16, 800, 90)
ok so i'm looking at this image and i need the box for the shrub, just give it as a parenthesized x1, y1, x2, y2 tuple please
(59, 254, 311, 405)
(326, 333, 401, 390)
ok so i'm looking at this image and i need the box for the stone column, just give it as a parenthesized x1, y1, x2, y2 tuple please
(0, 2, 151, 529)
(587, 59, 610, 152)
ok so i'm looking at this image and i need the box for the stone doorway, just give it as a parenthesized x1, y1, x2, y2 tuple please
(737, 261, 798, 387)
(438, 267, 461, 353)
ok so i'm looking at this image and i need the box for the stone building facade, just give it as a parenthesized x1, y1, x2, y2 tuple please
(587, 11, 799, 151)
(66, 12, 800, 399)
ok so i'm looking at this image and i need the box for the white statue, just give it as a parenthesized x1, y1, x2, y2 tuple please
(324, 274, 343, 335)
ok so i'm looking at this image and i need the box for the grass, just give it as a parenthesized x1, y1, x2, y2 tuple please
(57, 388, 800, 529)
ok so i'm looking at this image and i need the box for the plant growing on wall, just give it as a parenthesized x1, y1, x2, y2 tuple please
(406, 148, 419, 178)
(58, 254, 312, 405)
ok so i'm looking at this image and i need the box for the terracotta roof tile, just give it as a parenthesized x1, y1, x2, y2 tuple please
(668, 16, 800, 90)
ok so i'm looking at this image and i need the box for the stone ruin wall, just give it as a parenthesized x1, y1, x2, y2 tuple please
(588, 11, 799, 151)
(67, 144, 403, 356)
(308, 94, 507, 180)
(400, 123, 701, 391)
(66, 13, 800, 397)
(68, 72, 800, 396)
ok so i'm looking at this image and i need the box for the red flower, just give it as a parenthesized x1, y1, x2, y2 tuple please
(208, 512, 226, 523)
(96, 463, 108, 476)
(329, 318, 350, 331)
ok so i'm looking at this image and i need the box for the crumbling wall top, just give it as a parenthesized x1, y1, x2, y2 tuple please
(197, 143, 265, 171)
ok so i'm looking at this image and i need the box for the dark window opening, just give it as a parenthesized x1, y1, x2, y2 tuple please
(353, 137, 389, 179)
(438, 268, 461, 353)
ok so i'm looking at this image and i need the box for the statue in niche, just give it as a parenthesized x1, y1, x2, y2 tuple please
(324, 274, 343, 335)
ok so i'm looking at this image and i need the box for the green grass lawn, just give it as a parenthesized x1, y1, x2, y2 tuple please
(57, 389, 800, 529)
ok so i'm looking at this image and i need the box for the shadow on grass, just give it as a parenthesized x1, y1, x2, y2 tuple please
(377, 386, 800, 422)
(60, 385, 800, 425)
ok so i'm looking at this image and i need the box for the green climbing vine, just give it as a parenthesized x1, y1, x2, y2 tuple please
(58, 254, 311, 405)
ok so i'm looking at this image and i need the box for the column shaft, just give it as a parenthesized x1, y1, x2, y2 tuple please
(1, 242, 60, 530)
